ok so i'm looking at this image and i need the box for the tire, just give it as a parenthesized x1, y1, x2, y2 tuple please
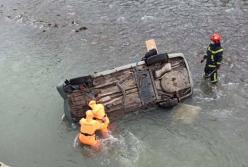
(69, 75, 93, 86)
(145, 53, 168, 66)
(144, 49, 158, 59)
(158, 98, 178, 108)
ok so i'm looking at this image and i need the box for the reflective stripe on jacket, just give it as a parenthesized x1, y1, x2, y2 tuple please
(206, 43, 223, 67)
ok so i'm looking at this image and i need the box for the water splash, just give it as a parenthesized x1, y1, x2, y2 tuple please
(141, 15, 155, 22)
(72, 130, 145, 166)
(105, 131, 144, 166)
(73, 134, 80, 149)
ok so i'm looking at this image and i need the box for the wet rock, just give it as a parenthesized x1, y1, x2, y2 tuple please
(47, 23, 59, 28)
(75, 26, 87, 32)
(78, 26, 87, 31)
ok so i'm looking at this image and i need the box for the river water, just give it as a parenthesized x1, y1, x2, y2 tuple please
(0, 0, 248, 167)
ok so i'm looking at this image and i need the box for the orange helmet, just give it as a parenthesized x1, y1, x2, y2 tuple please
(210, 33, 222, 44)
(88, 100, 96, 108)
(85, 110, 93, 119)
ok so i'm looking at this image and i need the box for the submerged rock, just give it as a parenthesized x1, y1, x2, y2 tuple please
(75, 26, 87, 32)
(54, 23, 58, 28)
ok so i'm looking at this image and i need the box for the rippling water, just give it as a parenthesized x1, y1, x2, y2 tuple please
(0, 0, 248, 166)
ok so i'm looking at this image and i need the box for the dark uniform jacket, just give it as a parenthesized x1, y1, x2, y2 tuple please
(205, 43, 223, 69)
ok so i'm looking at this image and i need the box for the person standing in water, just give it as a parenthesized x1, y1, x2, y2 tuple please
(201, 33, 223, 84)
(78, 110, 104, 150)
(88, 100, 110, 138)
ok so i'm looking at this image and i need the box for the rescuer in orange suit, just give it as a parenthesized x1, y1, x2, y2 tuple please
(78, 110, 104, 150)
(88, 100, 110, 138)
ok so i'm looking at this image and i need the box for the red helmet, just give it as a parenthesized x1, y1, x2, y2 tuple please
(210, 33, 222, 44)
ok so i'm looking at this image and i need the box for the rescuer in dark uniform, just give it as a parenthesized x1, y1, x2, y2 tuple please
(201, 33, 223, 84)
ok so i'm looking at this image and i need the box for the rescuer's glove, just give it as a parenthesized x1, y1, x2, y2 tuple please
(200, 55, 207, 63)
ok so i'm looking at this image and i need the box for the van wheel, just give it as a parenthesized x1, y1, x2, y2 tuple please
(145, 53, 168, 66)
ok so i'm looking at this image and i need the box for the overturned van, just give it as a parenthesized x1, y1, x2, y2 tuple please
(57, 39, 193, 127)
